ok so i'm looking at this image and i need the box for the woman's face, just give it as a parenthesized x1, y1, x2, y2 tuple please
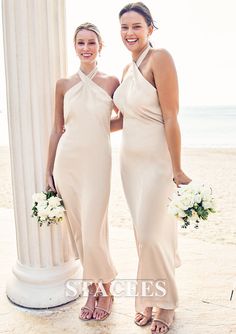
(74, 29, 101, 64)
(120, 11, 152, 53)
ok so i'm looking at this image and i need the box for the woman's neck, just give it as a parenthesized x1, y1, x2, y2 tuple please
(132, 44, 149, 62)
(79, 62, 97, 75)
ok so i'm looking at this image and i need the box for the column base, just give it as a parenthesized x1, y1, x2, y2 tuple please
(6, 260, 82, 308)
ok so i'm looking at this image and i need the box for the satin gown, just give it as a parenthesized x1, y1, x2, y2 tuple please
(113, 46, 181, 311)
(53, 67, 117, 283)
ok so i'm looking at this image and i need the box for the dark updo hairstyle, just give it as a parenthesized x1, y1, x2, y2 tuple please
(119, 2, 158, 30)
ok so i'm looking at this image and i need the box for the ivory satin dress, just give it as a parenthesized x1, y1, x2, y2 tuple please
(113, 46, 181, 311)
(53, 67, 117, 283)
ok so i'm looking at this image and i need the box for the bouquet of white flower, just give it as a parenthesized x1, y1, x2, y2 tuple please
(168, 183, 216, 228)
(32, 190, 65, 226)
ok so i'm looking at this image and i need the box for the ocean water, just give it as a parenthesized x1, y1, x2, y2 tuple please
(178, 106, 236, 148)
(112, 105, 236, 148)
(1, 106, 236, 148)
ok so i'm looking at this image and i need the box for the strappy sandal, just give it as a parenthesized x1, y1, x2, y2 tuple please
(93, 294, 114, 321)
(151, 314, 175, 333)
(134, 312, 152, 326)
(79, 292, 98, 321)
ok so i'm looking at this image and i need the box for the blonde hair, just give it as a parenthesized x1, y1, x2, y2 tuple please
(73, 22, 103, 45)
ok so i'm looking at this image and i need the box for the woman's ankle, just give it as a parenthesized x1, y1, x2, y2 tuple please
(88, 283, 97, 295)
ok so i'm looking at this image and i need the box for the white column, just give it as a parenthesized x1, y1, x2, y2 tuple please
(2, 0, 81, 308)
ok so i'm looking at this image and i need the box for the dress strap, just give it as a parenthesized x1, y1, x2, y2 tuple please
(78, 66, 98, 81)
(135, 45, 151, 68)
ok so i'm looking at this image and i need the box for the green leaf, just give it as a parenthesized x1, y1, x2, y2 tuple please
(46, 190, 57, 200)
(184, 208, 192, 217)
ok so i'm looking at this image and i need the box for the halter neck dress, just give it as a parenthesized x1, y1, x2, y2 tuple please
(113, 46, 181, 311)
(53, 67, 117, 283)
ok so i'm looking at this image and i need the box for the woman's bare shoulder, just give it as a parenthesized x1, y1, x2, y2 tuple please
(55, 74, 78, 95)
(107, 74, 120, 87)
(99, 72, 120, 89)
(150, 48, 175, 67)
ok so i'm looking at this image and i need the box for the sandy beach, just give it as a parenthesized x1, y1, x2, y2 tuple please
(1, 145, 236, 245)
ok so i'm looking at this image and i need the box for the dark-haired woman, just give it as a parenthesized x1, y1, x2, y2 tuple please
(114, 2, 191, 333)
(46, 23, 119, 321)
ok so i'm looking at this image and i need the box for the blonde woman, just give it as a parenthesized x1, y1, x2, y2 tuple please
(45, 23, 119, 321)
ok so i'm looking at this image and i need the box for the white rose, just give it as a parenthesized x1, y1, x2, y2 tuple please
(37, 207, 50, 219)
(36, 200, 48, 210)
(178, 202, 189, 211)
(168, 205, 179, 216)
(188, 183, 203, 195)
(186, 194, 195, 206)
(176, 208, 187, 218)
(202, 200, 213, 210)
(52, 206, 65, 218)
(32, 192, 46, 203)
(48, 196, 61, 208)
(178, 195, 193, 210)
(48, 209, 56, 218)
(178, 185, 191, 196)
(194, 193, 202, 204)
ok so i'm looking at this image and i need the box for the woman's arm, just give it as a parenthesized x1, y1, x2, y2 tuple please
(109, 75, 123, 132)
(152, 49, 191, 186)
(110, 65, 131, 133)
(45, 79, 65, 191)
(110, 108, 123, 132)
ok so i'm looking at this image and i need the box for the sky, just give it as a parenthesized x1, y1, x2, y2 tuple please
(1, 0, 236, 113)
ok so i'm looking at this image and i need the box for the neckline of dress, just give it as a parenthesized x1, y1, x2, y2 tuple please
(75, 66, 112, 101)
(78, 66, 98, 80)
(134, 45, 151, 68)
